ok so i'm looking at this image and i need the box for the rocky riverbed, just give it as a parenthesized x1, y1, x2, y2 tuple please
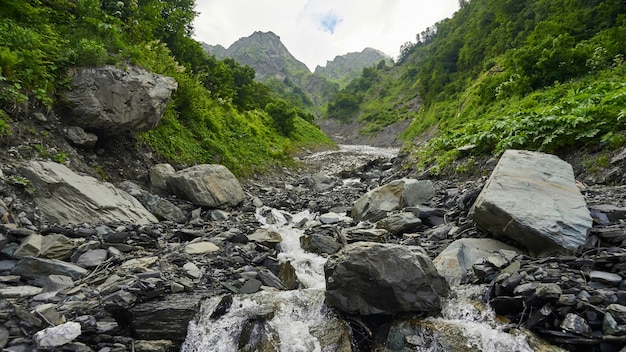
(1, 144, 626, 352)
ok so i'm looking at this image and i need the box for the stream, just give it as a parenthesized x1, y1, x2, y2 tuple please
(181, 145, 542, 352)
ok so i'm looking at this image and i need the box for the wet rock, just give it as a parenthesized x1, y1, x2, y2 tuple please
(239, 278, 262, 294)
(20, 161, 158, 224)
(325, 242, 449, 315)
(130, 293, 204, 346)
(168, 164, 246, 208)
(300, 234, 342, 255)
(469, 150, 593, 256)
(433, 238, 522, 285)
(60, 65, 177, 134)
(560, 313, 591, 336)
(34, 321, 81, 348)
(247, 228, 282, 248)
(134, 340, 173, 352)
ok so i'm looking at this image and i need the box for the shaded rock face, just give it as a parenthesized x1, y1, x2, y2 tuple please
(60, 65, 177, 134)
(168, 164, 246, 209)
(469, 150, 593, 256)
(324, 242, 449, 315)
(352, 179, 434, 222)
(20, 161, 158, 224)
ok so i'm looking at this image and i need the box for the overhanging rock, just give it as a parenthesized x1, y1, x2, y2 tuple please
(469, 150, 592, 256)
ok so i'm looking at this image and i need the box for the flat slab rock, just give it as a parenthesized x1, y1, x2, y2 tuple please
(469, 150, 592, 256)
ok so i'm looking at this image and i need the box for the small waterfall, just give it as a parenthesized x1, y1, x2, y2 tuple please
(181, 207, 345, 352)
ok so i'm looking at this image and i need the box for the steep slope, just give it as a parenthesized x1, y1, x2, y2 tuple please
(326, 0, 626, 174)
(314, 48, 392, 87)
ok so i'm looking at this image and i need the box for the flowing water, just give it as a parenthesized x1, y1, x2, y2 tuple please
(182, 145, 541, 352)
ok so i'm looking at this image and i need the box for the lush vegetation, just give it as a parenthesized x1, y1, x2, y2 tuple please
(0, 0, 333, 174)
(328, 0, 626, 172)
(404, 0, 626, 172)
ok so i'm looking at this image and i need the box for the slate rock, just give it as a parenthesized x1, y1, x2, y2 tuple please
(376, 212, 422, 235)
(34, 321, 81, 348)
(12, 257, 88, 279)
(325, 242, 449, 315)
(469, 150, 593, 256)
(20, 161, 158, 225)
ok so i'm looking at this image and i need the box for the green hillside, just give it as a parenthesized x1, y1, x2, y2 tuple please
(327, 0, 626, 173)
(0, 0, 334, 176)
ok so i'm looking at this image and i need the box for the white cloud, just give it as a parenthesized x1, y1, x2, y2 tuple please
(193, 0, 460, 71)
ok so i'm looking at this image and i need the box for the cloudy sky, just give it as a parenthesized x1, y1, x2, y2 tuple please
(193, 0, 460, 71)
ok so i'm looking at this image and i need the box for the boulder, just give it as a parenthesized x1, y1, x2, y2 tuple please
(167, 164, 245, 208)
(352, 179, 434, 222)
(324, 242, 449, 315)
(20, 161, 158, 225)
(34, 321, 81, 348)
(60, 65, 177, 134)
(469, 150, 593, 256)
(433, 238, 522, 285)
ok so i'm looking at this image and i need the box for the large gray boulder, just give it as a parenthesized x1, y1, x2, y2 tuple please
(167, 164, 245, 208)
(60, 65, 177, 134)
(469, 150, 593, 256)
(20, 161, 158, 224)
(433, 238, 522, 285)
(324, 242, 449, 315)
(352, 179, 434, 222)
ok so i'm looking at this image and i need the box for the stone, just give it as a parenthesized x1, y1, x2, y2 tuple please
(469, 150, 593, 256)
(40, 234, 75, 260)
(119, 257, 158, 272)
(304, 173, 336, 192)
(12, 257, 88, 279)
(150, 164, 176, 192)
(20, 161, 158, 225)
(13, 233, 43, 258)
(134, 340, 173, 352)
(247, 228, 282, 248)
(183, 262, 203, 280)
(535, 283, 562, 299)
(607, 304, 626, 324)
(589, 270, 623, 286)
(352, 179, 434, 222)
(60, 65, 177, 134)
(168, 164, 246, 208)
(560, 313, 591, 335)
(376, 212, 422, 235)
(184, 242, 220, 255)
(319, 212, 350, 224)
(43, 275, 74, 292)
(64, 126, 98, 148)
(300, 234, 342, 255)
(325, 242, 449, 315)
(0, 326, 8, 349)
(433, 238, 522, 285)
(76, 249, 108, 268)
(130, 293, 204, 346)
(239, 278, 262, 294)
(34, 321, 82, 348)
(0, 285, 43, 298)
(400, 179, 436, 207)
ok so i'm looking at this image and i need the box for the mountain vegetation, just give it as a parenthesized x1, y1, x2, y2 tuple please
(0, 0, 333, 176)
(314, 48, 392, 88)
(327, 0, 626, 173)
